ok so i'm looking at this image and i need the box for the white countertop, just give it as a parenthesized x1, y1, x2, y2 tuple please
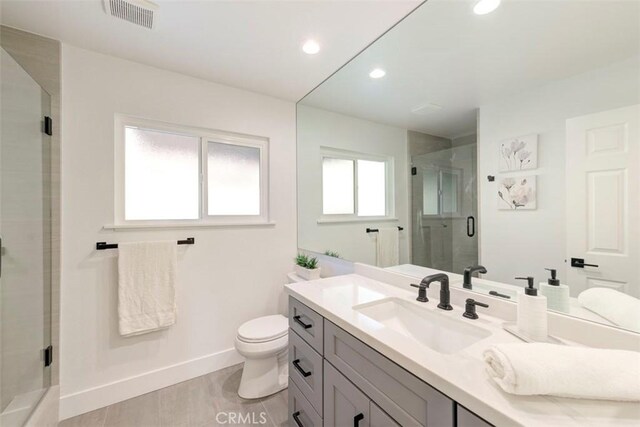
(285, 274, 640, 427)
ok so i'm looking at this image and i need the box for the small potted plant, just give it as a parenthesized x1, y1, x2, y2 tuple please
(294, 254, 321, 280)
(324, 250, 340, 258)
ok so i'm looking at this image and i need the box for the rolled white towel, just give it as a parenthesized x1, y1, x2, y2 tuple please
(483, 343, 640, 401)
(578, 287, 640, 332)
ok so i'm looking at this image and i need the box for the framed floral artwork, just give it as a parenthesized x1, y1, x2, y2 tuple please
(499, 134, 538, 171)
(498, 176, 536, 210)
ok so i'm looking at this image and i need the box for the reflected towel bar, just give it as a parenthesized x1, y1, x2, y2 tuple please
(366, 227, 403, 233)
(96, 237, 195, 250)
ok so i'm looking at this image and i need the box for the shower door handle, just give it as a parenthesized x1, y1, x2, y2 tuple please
(466, 216, 475, 237)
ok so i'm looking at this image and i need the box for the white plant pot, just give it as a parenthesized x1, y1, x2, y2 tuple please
(294, 265, 321, 281)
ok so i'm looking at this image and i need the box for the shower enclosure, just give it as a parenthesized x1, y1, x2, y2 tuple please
(0, 47, 53, 426)
(411, 143, 479, 274)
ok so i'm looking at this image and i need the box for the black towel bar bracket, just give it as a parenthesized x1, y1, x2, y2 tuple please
(366, 227, 404, 233)
(96, 237, 195, 250)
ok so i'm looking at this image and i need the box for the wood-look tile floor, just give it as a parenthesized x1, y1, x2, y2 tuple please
(59, 364, 288, 427)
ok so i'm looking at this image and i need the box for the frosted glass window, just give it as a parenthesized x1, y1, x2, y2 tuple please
(357, 159, 386, 216)
(441, 171, 459, 214)
(208, 141, 261, 216)
(125, 127, 199, 220)
(323, 158, 354, 214)
(422, 168, 439, 215)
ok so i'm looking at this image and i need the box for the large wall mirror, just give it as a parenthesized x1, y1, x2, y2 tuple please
(297, 0, 640, 333)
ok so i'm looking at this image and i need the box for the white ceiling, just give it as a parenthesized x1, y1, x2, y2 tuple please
(0, 0, 422, 101)
(301, 0, 640, 138)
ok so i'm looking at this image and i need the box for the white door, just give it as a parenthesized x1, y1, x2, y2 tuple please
(566, 104, 639, 297)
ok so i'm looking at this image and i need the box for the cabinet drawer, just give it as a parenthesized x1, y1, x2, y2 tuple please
(324, 361, 370, 427)
(371, 402, 400, 427)
(289, 296, 324, 354)
(289, 380, 322, 427)
(457, 405, 493, 427)
(324, 321, 454, 427)
(289, 329, 323, 415)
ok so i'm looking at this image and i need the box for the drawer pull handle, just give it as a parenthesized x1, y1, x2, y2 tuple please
(292, 411, 304, 427)
(354, 413, 364, 427)
(293, 315, 312, 329)
(292, 359, 312, 377)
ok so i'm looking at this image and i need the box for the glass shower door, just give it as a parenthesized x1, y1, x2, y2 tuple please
(0, 47, 52, 427)
(411, 144, 478, 274)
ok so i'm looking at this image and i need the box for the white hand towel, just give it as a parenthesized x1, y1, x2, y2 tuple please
(578, 287, 640, 332)
(483, 343, 640, 401)
(376, 227, 399, 268)
(118, 241, 177, 337)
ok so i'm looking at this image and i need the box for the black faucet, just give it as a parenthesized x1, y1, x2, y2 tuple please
(463, 298, 489, 319)
(419, 273, 452, 310)
(463, 265, 487, 289)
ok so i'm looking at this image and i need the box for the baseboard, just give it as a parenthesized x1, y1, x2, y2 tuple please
(59, 348, 243, 421)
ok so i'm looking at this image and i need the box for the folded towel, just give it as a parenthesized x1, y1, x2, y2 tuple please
(118, 241, 177, 337)
(578, 288, 640, 332)
(483, 343, 640, 401)
(376, 227, 399, 268)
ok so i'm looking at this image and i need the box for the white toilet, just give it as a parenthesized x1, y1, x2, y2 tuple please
(234, 314, 289, 399)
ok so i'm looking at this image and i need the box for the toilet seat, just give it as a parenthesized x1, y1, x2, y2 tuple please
(237, 314, 288, 343)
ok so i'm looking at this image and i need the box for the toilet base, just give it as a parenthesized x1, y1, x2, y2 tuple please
(237, 351, 288, 399)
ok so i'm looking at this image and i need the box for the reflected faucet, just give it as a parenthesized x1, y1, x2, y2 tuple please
(420, 273, 452, 311)
(463, 265, 487, 290)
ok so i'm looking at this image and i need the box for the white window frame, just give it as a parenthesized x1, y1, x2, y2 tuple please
(114, 115, 270, 227)
(318, 147, 395, 223)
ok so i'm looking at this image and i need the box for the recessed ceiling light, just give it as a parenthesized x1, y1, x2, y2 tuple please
(369, 68, 386, 79)
(302, 40, 320, 55)
(473, 0, 501, 15)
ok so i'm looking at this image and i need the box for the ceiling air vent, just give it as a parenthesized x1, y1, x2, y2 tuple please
(103, 0, 158, 29)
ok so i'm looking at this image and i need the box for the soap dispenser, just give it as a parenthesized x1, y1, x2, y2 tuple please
(540, 268, 570, 313)
(515, 276, 548, 342)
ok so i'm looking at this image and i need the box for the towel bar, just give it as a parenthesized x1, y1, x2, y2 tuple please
(366, 227, 403, 233)
(96, 237, 195, 250)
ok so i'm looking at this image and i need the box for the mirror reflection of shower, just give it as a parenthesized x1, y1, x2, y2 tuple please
(410, 130, 478, 274)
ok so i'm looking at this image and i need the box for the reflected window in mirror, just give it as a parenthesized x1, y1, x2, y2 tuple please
(421, 166, 462, 217)
(322, 157, 355, 214)
(321, 149, 392, 219)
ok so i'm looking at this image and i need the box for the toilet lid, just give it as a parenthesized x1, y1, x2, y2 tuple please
(237, 315, 288, 343)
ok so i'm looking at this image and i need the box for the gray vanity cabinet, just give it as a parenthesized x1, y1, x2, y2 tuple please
(287, 296, 492, 427)
(324, 361, 370, 427)
(370, 402, 400, 427)
(456, 405, 492, 427)
(324, 361, 398, 427)
(290, 380, 323, 427)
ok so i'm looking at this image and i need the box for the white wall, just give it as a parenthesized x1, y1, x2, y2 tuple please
(60, 45, 296, 419)
(297, 105, 409, 266)
(478, 56, 640, 289)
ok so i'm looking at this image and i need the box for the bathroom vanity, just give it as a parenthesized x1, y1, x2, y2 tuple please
(285, 273, 640, 427)
(287, 296, 489, 427)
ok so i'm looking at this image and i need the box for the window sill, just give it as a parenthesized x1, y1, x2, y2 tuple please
(103, 221, 276, 231)
(316, 217, 399, 225)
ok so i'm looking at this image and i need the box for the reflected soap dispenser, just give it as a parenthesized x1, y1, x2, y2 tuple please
(515, 276, 548, 342)
(540, 268, 570, 313)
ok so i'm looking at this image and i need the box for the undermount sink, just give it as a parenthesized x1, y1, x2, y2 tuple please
(354, 298, 491, 354)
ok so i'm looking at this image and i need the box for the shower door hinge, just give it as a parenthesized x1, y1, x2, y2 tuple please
(44, 345, 53, 367)
(411, 167, 417, 176)
(43, 116, 53, 136)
